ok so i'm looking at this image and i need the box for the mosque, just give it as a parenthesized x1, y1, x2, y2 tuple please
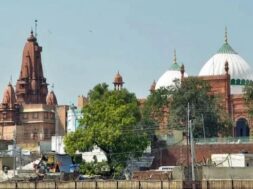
(152, 28, 253, 137)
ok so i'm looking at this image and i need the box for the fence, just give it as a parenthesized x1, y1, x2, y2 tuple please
(0, 180, 183, 189)
(195, 137, 253, 144)
(2, 180, 253, 189)
(202, 179, 253, 189)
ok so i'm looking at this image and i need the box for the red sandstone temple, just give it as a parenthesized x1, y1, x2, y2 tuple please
(0, 31, 61, 145)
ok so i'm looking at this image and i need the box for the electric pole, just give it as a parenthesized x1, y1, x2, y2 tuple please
(190, 120, 196, 189)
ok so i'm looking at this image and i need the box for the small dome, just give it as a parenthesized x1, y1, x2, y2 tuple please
(155, 50, 188, 89)
(199, 29, 253, 94)
(113, 71, 124, 84)
(46, 90, 58, 105)
(2, 83, 16, 108)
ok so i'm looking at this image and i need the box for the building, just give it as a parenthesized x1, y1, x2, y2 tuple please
(154, 29, 253, 137)
(67, 104, 82, 133)
(0, 31, 63, 145)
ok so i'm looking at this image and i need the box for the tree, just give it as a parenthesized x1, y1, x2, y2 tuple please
(168, 78, 232, 138)
(244, 82, 253, 116)
(141, 87, 170, 137)
(64, 83, 149, 178)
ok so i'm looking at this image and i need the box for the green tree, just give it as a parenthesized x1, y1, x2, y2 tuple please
(244, 82, 253, 116)
(64, 83, 149, 178)
(141, 87, 170, 137)
(168, 78, 232, 138)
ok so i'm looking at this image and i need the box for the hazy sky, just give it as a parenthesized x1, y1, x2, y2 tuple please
(0, 1, 253, 104)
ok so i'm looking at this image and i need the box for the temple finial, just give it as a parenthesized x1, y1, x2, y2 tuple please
(51, 83, 54, 91)
(173, 49, 177, 64)
(225, 26, 228, 44)
(9, 75, 12, 85)
(35, 19, 38, 38)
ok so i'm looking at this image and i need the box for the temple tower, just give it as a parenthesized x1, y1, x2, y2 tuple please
(16, 31, 48, 104)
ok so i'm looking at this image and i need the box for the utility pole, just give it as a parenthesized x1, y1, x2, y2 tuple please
(201, 114, 206, 143)
(186, 103, 190, 180)
(13, 125, 16, 177)
(190, 120, 196, 189)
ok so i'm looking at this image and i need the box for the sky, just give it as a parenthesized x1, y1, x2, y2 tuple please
(0, 0, 253, 105)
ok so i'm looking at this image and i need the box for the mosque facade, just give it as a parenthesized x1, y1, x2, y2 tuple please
(154, 29, 253, 137)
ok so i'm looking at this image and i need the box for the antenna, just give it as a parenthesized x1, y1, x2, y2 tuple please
(35, 19, 38, 38)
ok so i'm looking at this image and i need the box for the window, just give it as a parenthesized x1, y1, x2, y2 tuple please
(44, 112, 48, 119)
(44, 128, 48, 139)
(23, 113, 28, 119)
(236, 79, 240, 85)
(230, 79, 235, 85)
(33, 112, 38, 119)
(241, 79, 245, 85)
(50, 113, 54, 119)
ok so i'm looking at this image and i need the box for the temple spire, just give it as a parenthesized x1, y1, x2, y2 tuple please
(35, 19, 38, 38)
(225, 26, 228, 44)
(173, 49, 177, 64)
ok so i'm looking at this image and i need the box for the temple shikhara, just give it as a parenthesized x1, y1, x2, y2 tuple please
(0, 31, 60, 145)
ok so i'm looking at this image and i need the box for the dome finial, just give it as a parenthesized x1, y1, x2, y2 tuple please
(173, 49, 177, 64)
(225, 26, 228, 44)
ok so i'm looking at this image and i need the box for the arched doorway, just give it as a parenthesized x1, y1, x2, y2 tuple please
(235, 118, 249, 137)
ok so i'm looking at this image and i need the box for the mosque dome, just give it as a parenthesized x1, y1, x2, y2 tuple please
(155, 50, 188, 90)
(2, 83, 16, 108)
(199, 28, 253, 94)
(46, 90, 58, 105)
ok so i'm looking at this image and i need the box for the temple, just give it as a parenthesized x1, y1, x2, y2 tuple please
(0, 31, 60, 145)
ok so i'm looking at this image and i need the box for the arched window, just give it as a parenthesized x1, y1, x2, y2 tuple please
(231, 79, 235, 85)
(235, 118, 249, 137)
(236, 79, 240, 85)
(241, 79, 245, 85)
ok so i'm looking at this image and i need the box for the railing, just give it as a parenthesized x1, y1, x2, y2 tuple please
(195, 136, 253, 144)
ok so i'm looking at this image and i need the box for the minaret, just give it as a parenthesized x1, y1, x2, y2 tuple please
(113, 71, 124, 90)
(149, 80, 156, 93)
(16, 30, 48, 104)
(180, 64, 185, 80)
(225, 60, 229, 75)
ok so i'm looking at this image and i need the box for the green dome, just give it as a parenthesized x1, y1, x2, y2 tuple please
(170, 62, 181, 71)
(217, 42, 237, 54)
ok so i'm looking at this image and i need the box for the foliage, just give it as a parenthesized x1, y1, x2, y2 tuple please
(141, 87, 170, 138)
(168, 78, 232, 138)
(244, 82, 253, 116)
(79, 161, 110, 176)
(64, 83, 149, 178)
